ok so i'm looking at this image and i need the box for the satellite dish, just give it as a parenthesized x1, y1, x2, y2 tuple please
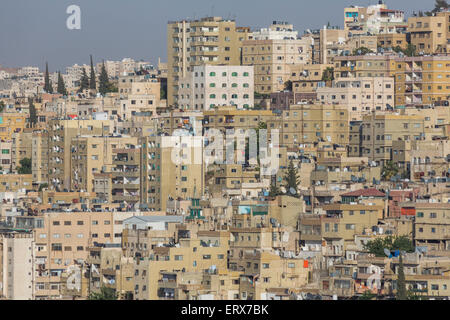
(383, 248, 391, 257)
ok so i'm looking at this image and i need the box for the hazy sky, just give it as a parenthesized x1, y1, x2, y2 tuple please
(0, 0, 433, 71)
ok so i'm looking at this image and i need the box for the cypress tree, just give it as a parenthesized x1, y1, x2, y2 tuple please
(78, 68, 90, 93)
(57, 72, 67, 96)
(44, 62, 51, 93)
(284, 159, 300, 196)
(396, 254, 407, 300)
(98, 61, 109, 96)
(28, 98, 37, 128)
(89, 55, 96, 90)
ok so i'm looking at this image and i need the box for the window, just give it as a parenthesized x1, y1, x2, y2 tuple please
(209, 72, 216, 76)
(262, 263, 270, 269)
(51, 244, 62, 251)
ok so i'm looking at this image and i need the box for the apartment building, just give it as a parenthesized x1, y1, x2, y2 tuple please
(167, 17, 249, 106)
(334, 54, 398, 80)
(310, 28, 347, 65)
(31, 131, 49, 185)
(203, 106, 274, 133)
(361, 113, 425, 166)
(377, 33, 408, 50)
(242, 36, 312, 94)
(111, 147, 141, 209)
(70, 135, 138, 194)
(178, 65, 254, 110)
(408, 11, 450, 54)
(322, 203, 382, 249)
(394, 55, 450, 107)
(344, 3, 406, 35)
(0, 112, 27, 141)
(14, 211, 140, 299)
(413, 203, 450, 251)
(0, 141, 12, 172)
(11, 130, 32, 172)
(119, 78, 161, 119)
(132, 232, 229, 300)
(317, 77, 394, 121)
(48, 119, 114, 191)
(0, 174, 32, 192)
(409, 139, 450, 182)
(267, 104, 349, 148)
(310, 157, 381, 187)
(140, 135, 204, 212)
(0, 230, 34, 300)
(239, 250, 309, 300)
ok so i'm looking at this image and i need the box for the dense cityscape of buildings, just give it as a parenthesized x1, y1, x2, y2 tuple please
(0, 0, 449, 300)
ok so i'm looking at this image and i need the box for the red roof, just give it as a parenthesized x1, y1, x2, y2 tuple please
(341, 188, 386, 198)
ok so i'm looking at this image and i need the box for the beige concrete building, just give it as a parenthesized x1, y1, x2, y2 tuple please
(267, 104, 349, 148)
(408, 11, 450, 54)
(140, 135, 204, 212)
(242, 37, 313, 94)
(32, 131, 49, 185)
(334, 54, 397, 79)
(317, 77, 395, 121)
(167, 17, 249, 106)
(14, 211, 142, 299)
(0, 230, 34, 300)
(394, 55, 450, 107)
(70, 135, 138, 195)
(413, 203, 450, 251)
(48, 119, 114, 191)
(361, 112, 425, 166)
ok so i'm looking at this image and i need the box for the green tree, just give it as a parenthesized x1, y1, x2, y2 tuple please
(269, 178, 281, 197)
(396, 254, 407, 300)
(38, 183, 48, 191)
(359, 290, 377, 300)
(352, 47, 373, 56)
(57, 72, 68, 96)
(404, 44, 417, 57)
(44, 62, 53, 93)
(382, 161, 399, 180)
(363, 236, 414, 257)
(321, 67, 334, 82)
(78, 68, 90, 93)
(28, 98, 37, 128)
(88, 286, 117, 300)
(284, 159, 300, 196)
(98, 62, 109, 96)
(0, 100, 5, 113)
(432, 0, 448, 12)
(17, 158, 32, 174)
(89, 55, 96, 90)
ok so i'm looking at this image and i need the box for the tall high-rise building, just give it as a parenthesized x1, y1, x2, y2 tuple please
(167, 17, 250, 107)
